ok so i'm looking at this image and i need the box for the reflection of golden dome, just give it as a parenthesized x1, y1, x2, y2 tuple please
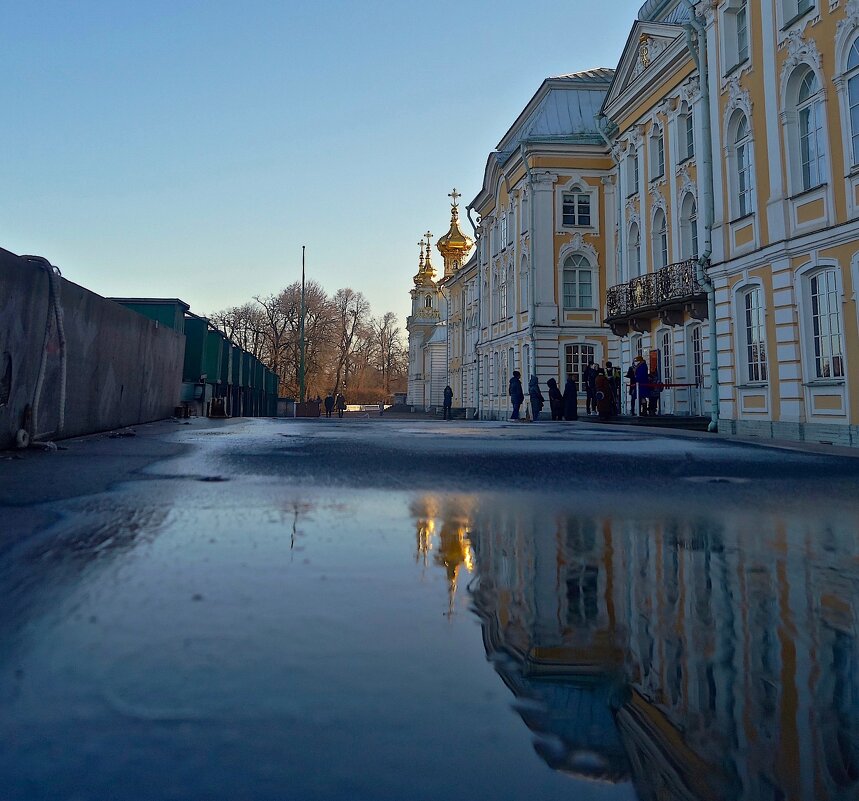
(437, 190, 473, 268)
(413, 238, 436, 288)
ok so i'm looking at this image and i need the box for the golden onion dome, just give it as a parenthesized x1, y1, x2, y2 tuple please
(413, 237, 436, 287)
(436, 189, 474, 261)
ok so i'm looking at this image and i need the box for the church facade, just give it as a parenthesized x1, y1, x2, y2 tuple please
(410, 0, 859, 445)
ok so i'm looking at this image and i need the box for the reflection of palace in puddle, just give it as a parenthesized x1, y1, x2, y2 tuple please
(411, 495, 476, 617)
(413, 494, 859, 801)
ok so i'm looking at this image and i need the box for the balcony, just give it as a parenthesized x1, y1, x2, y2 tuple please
(605, 258, 707, 336)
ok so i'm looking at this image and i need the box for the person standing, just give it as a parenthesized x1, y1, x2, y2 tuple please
(595, 368, 612, 419)
(324, 394, 334, 418)
(626, 364, 637, 415)
(648, 369, 662, 416)
(562, 375, 578, 421)
(583, 359, 598, 415)
(605, 361, 621, 417)
(634, 357, 649, 417)
(546, 378, 563, 421)
(509, 370, 524, 420)
(442, 385, 453, 420)
(528, 375, 544, 421)
(336, 393, 346, 419)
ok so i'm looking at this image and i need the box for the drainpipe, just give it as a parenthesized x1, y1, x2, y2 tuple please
(683, 0, 720, 433)
(467, 204, 481, 418)
(519, 143, 537, 378)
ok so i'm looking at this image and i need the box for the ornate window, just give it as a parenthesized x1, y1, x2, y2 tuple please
(729, 111, 754, 218)
(506, 208, 515, 246)
(649, 125, 665, 180)
(680, 194, 698, 259)
(805, 268, 844, 378)
(847, 39, 859, 167)
(652, 209, 668, 270)
(740, 286, 768, 382)
(723, 0, 751, 71)
(628, 223, 642, 277)
(562, 189, 592, 226)
(424, 294, 432, 308)
(500, 212, 508, 250)
(631, 334, 643, 359)
(563, 254, 593, 309)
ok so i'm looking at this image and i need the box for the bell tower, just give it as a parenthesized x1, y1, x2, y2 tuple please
(436, 188, 474, 278)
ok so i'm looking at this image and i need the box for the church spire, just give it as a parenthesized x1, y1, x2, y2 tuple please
(413, 234, 436, 287)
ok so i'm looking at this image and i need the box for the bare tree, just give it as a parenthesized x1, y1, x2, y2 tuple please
(331, 288, 371, 396)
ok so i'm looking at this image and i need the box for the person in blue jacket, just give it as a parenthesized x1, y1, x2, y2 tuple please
(634, 356, 649, 416)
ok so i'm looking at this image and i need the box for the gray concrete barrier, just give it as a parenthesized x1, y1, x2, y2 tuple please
(0, 248, 184, 448)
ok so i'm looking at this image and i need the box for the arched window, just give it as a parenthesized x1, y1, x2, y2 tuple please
(652, 209, 668, 270)
(424, 294, 432, 308)
(729, 111, 754, 218)
(847, 39, 859, 167)
(679, 104, 695, 161)
(798, 70, 827, 190)
(628, 223, 641, 277)
(680, 194, 698, 259)
(626, 150, 640, 196)
(650, 125, 665, 180)
(519, 257, 529, 310)
(563, 254, 593, 309)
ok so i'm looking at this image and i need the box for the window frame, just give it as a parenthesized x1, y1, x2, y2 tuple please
(564, 343, 596, 387)
(562, 254, 594, 310)
(649, 125, 665, 181)
(651, 209, 669, 270)
(728, 110, 755, 220)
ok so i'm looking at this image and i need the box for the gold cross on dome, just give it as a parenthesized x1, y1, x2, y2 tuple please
(448, 188, 461, 207)
(424, 231, 433, 246)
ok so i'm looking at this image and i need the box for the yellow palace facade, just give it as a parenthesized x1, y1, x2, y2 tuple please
(414, 0, 859, 444)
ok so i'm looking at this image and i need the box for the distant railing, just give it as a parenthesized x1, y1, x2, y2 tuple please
(606, 259, 702, 319)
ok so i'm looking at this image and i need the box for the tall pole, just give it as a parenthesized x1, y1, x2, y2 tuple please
(299, 245, 306, 404)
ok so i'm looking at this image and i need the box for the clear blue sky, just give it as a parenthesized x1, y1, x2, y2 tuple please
(1, 1, 643, 327)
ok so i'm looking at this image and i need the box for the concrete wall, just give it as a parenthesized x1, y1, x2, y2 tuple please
(0, 248, 184, 449)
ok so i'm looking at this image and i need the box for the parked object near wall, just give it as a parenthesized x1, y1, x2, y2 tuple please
(0, 248, 185, 450)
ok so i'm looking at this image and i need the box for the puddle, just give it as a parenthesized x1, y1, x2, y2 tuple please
(1, 482, 858, 800)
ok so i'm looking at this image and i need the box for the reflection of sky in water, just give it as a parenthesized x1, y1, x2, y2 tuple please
(1, 482, 857, 800)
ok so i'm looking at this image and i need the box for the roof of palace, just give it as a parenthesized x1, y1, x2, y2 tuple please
(494, 67, 615, 152)
(637, 0, 691, 23)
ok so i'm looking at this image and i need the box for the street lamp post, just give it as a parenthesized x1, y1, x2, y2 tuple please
(299, 245, 306, 405)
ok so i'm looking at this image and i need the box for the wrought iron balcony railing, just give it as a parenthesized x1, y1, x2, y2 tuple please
(606, 258, 703, 320)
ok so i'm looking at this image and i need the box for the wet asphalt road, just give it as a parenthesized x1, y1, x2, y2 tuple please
(2, 416, 859, 801)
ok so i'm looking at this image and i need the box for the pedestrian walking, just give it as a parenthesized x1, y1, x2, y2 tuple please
(336, 393, 346, 419)
(583, 360, 598, 415)
(324, 394, 334, 418)
(528, 375, 544, 421)
(547, 378, 563, 421)
(443, 385, 453, 420)
(562, 375, 578, 421)
(634, 356, 649, 417)
(509, 370, 524, 420)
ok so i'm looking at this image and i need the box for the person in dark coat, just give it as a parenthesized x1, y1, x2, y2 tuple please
(562, 376, 578, 421)
(528, 375, 544, 421)
(594, 368, 612, 419)
(442, 385, 453, 420)
(509, 370, 524, 420)
(546, 378, 563, 421)
(605, 361, 621, 416)
(324, 394, 334, 418)
(583, 360, 597, 415)
(648, 370, 662, 416)
(336, 393, 346, 418)
(626, 364, 637, 415)
(634, 357, 649, 416)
